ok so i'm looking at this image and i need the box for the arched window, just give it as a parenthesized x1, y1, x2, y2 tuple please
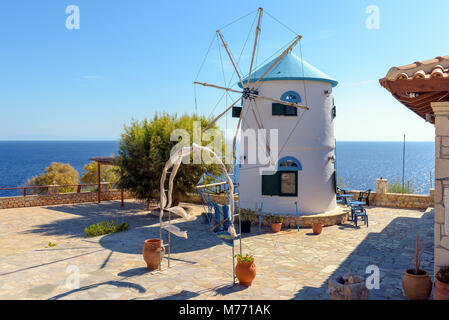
(277, 156, 302, 171)
(262, 156, 302, 197)
(272, 91, 302, 116)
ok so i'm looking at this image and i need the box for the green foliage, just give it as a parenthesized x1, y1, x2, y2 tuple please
(388, 179, 416, 194)
(240, 208, 256, 222)
(27, 162, 79, 193)
(235, 253, 254, 263)
(47, 242, 56, 247)
(437, 266, 449, 284)
(80, 161, 120, 185)
(268, 215, 283, 223)
(84, 220, 130, 237)
(116, 113, 225, 203)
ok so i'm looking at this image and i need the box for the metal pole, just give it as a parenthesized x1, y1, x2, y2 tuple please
(259, 202, 263, 233)
(402, 134, 406, 193)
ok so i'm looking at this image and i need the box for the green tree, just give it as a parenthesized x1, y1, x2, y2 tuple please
(80, 161, 120, 185)
(116, 113, 225, 204)
(27, 162, 79, 193)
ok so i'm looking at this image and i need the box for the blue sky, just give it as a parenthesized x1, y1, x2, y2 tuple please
(0, 0, 448, 141)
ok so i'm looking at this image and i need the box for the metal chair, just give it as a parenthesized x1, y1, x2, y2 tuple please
(352, 207, 368, 227)
(358, 189, 371, 206)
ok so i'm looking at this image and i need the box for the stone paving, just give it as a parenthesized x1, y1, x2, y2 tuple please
(0, 200, 434, 300)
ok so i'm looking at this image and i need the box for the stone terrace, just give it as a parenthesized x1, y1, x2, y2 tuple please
(0, 200, 433, 300)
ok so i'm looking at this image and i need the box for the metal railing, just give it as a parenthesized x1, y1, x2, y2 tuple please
(0, 182, 117, 198)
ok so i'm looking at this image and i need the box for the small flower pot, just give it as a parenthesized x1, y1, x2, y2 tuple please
(235, 260, 256, 286)
(271, 222, 282, 233)
(241, 220, 251, 233)
(402, 269, 432, 300)
(434, 278, 449, 300)
(312, 222, 323, 235)
(142, 239, 165, 270)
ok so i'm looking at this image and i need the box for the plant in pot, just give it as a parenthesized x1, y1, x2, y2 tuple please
(239, 209, 254, 234)
(401, 236, 432, 300)
(269, 215, 283, 233)
(235, 253, 256, 286)
(434, 265, 449, 300)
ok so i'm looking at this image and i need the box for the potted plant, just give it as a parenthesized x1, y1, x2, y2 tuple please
(269, 215, 283, 233)
(401, 236, 432, 300)
(240, 209, 253, 234)
(434, 265, 449, 300)
(312, 222, 323, 235)
(235, 253, 256, 286)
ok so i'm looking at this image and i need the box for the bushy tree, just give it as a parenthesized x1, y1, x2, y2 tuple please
(27, 162, 79, 193)
(116, 113, 225, 204)
(81, 161, 120, 185)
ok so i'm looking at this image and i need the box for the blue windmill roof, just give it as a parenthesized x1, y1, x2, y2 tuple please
(238, 52, 338, 88)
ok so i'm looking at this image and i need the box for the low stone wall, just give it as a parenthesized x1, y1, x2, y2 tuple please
(344, 190, 433, 210)
(0, 190, 133, 209)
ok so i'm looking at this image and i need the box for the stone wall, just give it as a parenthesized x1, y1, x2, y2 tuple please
(342, 178, 434, 210)
(432, 102, 449, 275)
(0, 190, 132, 209)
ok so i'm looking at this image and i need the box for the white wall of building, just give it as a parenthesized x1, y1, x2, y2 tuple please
(239, 79, 337, 215)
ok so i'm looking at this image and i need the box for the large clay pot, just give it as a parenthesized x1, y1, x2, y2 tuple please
(271, 222, 282, 233)
(434, 278, 449, 300)
(312, 222, 323, 235)
(236, 260, 256, 286)
(402, 269, 432, 300)
(142, 239, 165, 270)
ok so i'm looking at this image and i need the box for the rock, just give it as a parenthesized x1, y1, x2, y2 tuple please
(328, 274, 369, 300)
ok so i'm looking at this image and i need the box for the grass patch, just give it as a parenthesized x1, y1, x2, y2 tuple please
(85, 220, 130, 237)
(388, 179, 416, 194)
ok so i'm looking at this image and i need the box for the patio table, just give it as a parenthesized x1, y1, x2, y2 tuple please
(338, 194, 354, 205)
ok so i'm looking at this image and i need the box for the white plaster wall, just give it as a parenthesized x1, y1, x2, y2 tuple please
(239, 80, 336, 214)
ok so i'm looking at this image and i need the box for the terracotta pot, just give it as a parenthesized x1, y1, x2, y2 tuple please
(271, 222, 282, 233)
(142, 239, 165, 270)
(312, 223, 323, 235)
(402, 269, 432, 300)
(434, 278, 449, 300)
(235, 260, 256, 286)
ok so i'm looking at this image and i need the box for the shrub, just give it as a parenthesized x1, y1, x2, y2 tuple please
(240, 208, 256, 222)
(235, 253, 254, 263)
(85, 220, 130, 237)
(116, 113, 225, 204)
(80, 161, 120, 186)
(26, 162, 79, 193)
(436, 266, 449, 284)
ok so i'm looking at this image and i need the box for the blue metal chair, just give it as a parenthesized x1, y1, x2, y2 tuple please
(352, 207, 368, 227)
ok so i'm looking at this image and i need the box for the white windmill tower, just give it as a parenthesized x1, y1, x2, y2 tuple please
(195, 8, 339, 216)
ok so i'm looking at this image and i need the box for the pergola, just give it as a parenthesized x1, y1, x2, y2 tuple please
(379, 55, 449, 123)
(380, 55, 449, 276)
(88, 156, 124, 207)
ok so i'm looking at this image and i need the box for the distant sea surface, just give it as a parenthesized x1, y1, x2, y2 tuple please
(0, 141, 119, 197)
(0, 141, 435, 196)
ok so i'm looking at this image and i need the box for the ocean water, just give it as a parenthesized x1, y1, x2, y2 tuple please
(335, 141, 434, 194)
(0, 141, 435, 197)
(0, 141, 119, 197)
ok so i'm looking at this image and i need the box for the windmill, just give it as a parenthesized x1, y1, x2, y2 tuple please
(193, 7, 310, 162)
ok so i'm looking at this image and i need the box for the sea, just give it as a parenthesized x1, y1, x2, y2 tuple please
(0, 141, 435, 197)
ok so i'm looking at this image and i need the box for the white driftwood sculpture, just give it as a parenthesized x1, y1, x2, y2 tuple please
(159, 143, 236, 239)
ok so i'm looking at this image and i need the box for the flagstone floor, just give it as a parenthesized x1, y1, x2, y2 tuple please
(0, 200, 434, 300)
